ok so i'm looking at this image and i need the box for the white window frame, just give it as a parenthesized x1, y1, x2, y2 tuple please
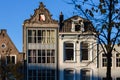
(71, 19, 84, 32)
(64, 68, 76, 80)
(116, 53, 120, 67)
(64, 41, 76, 62)
(6, 55, 16, 64)
(102, 53, 107, 67)
(101, 53, 113, 68)
(80, 42, 92, 62)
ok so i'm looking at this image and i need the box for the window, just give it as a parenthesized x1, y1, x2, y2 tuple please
(28, 30, 36, 43)
(102, 54, 107, 67)
(116, 77, 120, 80)
(102, 78, 106, 80)
(28, 50, 36, 63)
(28, 69, 36, 80)
(81, 42, 89, 61)
(102, 53, 112, 67)
(28, 29, 55, 44)
(64, 42, 74, 61)
(28, 69, 56, 80)
(38, 68, 55, 80)
(38, 49, 55, 63)
(81, 69, 90, 80)
(6, 55, 16, 64)
(28, 49, 55, 63)
(64, 69, 75, 80)
(75, 24, 81, 31)
(116, 53, 120, 67)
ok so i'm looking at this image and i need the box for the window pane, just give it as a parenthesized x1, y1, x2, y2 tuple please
(64, 69, 74, 80)
(81, 42, 88, 60)
(82, 49, 88, 60)
(28, 50, 36, 63)
(64, 43, 74, 61)
(51, 57, 55, 63)
(117, 77, 120, 80)
(65, 43, 73, 47)
(38, 30, 42, 43)
(6, 56, 10, 64)
(32, 30, 36, 43)
(28, 37, 32, 43)
(28, 30, 32, 36)
(102, 54, 107, 67)
(11, 56, 15, 64)
(75, 25, 81, 31)
(42, 30, 46, 43)
(81, 70, 90, 80)
(28, 70, 32, 76)
(116, 53, 120, 67)
(65, 49, 74, 60)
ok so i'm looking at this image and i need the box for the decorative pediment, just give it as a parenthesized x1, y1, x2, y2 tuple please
(24, 2, 58, 24)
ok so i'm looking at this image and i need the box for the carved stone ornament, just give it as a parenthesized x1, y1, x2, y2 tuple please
(24, 2, 58, 24)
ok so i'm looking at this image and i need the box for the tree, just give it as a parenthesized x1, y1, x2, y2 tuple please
(65, 0, 120, 80)
(0, 58, 24, 80)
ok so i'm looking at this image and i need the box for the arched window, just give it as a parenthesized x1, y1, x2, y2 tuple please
(64, 69, 75, 80)
(81, 69, 92, 80)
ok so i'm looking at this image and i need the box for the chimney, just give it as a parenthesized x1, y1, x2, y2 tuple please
(0, 29, 6, 34)
(59, 12, 64, 31)
(0, 29, 6, 37)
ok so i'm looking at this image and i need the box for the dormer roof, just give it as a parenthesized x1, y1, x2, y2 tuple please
(59, 15, 96, 33)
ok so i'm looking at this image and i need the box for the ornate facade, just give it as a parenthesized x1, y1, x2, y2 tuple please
(1, 2, 120, 80)
(23, 2, 58, 80)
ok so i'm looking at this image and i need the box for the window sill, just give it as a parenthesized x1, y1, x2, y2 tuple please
(64, 60, 76, 63)
(81, 60, 91, 63)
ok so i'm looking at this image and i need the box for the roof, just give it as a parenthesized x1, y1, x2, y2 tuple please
(59, 15, 96, 33)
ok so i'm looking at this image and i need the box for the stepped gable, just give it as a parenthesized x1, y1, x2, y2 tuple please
(24, 2, 58, 24)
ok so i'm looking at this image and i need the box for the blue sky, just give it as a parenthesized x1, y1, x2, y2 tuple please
(0, 0, 75, 52)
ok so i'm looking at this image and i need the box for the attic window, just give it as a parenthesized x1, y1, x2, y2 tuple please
(75, 24, 81, 31)
(71, 19, 84, 32)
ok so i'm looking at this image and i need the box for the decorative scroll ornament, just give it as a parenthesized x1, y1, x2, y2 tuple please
(24, 2, 58, 24)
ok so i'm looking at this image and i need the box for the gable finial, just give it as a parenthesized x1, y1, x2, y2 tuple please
(39, 2, 45, 8)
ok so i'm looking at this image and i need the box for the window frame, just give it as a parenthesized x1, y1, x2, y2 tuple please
(80, 69, 92, 80)
(102, 54, 107, 67)
(64, 42, 76, 62)
(64, 69, 76, 80)
(116, 77, 120, 80)
(27, 29, 55, 44)
(101, 53, 113, 68)
(6, 55, 16, 64)
(80, 42, 91, 62)
(71, 19, 84, 32)
(116, 53, 120, 67)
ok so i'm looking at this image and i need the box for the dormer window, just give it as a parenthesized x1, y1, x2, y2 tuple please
(75, 24, 81, 31)
(71, 19, 84, 32)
